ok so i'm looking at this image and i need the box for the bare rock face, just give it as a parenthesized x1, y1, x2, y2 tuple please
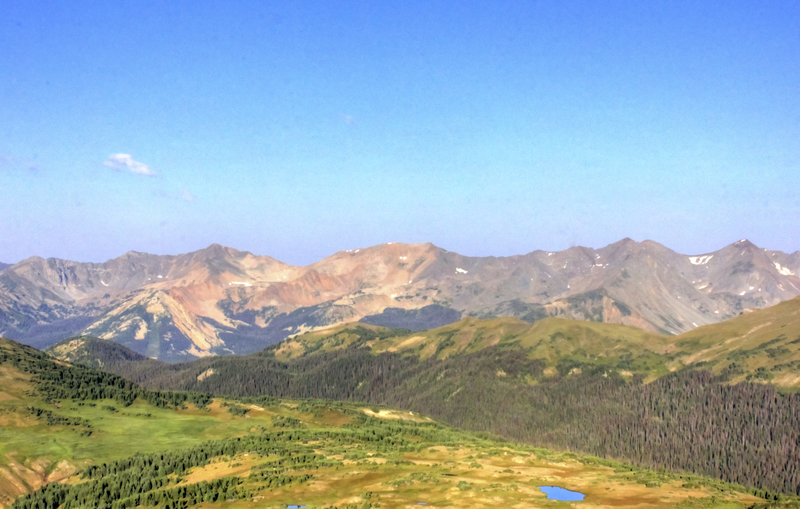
(1, 239, 798, 360)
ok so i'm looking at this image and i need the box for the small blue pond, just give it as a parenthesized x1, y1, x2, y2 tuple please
(539, 486, 585, 501)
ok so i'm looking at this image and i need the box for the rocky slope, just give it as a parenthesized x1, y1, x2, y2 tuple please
(1, 239, 799, 360)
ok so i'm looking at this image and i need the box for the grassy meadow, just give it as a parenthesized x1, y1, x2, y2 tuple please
(0, 337, 781, 509)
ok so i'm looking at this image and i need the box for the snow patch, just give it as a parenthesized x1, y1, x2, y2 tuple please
(455, 268, 468, 274)
(689, 255, 713, 265)
(157, 275, 163, 278)
(692, 322, 698, 327)
(399, 256, 407, 260)
(229, 282, 252, 287)
(100, 280, 108, 287)
(774, 263, 795, 276)
(548, 252, 554, 256)
(740, 291, 746, 295)
(697, 285, 708, 290)
(354, 249, 360, 253)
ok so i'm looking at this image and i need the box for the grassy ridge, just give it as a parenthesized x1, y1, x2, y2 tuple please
(31, 298, 800, 500)
(274, 297, 800, 388)
(1, 337, 778, 509)
(49, 297, 800, 389)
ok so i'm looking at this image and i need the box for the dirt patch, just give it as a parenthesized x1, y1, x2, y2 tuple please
(360, 408, 430, 422)
(45, 460, 77, 483)
(183, 455, 260, 484)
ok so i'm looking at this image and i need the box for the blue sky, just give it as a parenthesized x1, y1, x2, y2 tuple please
(1, 1, 798, 265)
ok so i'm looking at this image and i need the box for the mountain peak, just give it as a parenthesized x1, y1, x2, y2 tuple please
(122, 250, 147, 257)
(196, 243, 244, 258)
(731, 239, 757, 249)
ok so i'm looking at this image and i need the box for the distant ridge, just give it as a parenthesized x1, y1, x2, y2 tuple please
(2, 238, 799, 360)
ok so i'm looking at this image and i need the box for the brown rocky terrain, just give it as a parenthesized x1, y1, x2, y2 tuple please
(1, 239, 798, 360)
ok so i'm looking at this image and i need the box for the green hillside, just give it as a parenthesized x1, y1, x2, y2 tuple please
(2, 338, 777, 509)
(672, 297, 800, 387)
(34, 298, 800, 500)
(276, 297, 800, 388)
(41, 325, 800, 496)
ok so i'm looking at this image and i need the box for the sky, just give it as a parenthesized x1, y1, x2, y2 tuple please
(1, 1, 799, 265)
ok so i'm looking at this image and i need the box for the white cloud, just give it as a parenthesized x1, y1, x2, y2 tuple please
(104, 153, 156, 176)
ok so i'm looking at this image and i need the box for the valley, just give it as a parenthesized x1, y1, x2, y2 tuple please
(38, 296, 800, 499)
(0, 337, 771, 509)
(2, 246, 800, 507)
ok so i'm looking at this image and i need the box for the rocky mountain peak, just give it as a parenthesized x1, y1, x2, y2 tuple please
(3, 238, 800, 361)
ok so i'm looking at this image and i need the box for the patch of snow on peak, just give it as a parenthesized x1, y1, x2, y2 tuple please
(157, 275, 163, 278)
(689, 255, 713, 265)
(774, 263, 795, 276)
(399, 256, 407, 260)
(354, 249, 360, 253)
(455, 268, 468, 274)
(740, 291, 746, 295)
(230, 282, 252, 287)
(100, 280, 109, 287)
(548, 252, 554, 256)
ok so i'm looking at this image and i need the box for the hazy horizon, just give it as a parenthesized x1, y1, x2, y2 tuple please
(0, 236, 793, 267)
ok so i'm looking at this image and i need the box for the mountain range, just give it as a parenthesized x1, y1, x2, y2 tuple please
(2, 238, 799, 361)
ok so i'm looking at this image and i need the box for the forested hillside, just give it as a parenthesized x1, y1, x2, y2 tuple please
(50, 324, 800, 496)
(3, 336, 772, 509)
